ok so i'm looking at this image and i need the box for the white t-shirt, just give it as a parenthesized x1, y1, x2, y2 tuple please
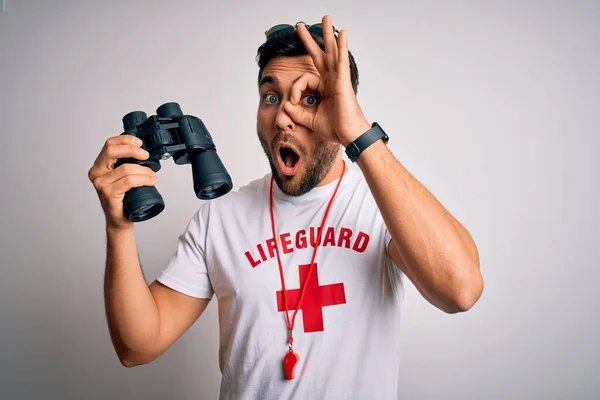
(157, 162, 405, 400)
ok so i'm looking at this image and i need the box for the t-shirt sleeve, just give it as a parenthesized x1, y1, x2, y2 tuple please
(384, 227, 393, 256)
(384, 227, 402, 270)
(156, 204, 214, 299)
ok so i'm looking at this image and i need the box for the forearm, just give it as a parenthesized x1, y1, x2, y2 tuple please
(356, 140, 482, 311)
(104, 227, 160, 361)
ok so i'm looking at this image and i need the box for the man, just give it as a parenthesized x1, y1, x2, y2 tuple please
(88, 15, 483, 399)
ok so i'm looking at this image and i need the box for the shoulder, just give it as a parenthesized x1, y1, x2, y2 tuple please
(339, 163, 371, 198)
(224, 172, 269, 202)
(337, 163, 383, 216)
(203, 172, 270, 214)
(183, 172, 269, 228)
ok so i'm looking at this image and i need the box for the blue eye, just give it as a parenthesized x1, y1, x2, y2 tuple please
(302, 94, 319, 106)
(264, 94, 279, 104)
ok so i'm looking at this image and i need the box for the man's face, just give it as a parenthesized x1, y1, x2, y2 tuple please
(257, 55, 340, 197)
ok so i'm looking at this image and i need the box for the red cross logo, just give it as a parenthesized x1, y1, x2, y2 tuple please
(276, 263, 347, 333)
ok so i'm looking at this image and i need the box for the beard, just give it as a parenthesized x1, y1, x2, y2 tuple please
(257, 130, 339, 197)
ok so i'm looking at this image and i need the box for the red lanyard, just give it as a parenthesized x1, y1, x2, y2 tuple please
(269, 160, 346, 380)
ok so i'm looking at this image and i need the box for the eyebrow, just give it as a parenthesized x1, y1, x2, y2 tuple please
(259, 75, 278, 87)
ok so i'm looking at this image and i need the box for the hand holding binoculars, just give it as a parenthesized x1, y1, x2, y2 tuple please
(115, 102, 233, 222)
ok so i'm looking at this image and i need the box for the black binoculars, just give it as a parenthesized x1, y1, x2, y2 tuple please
(115, 102, 233, 222)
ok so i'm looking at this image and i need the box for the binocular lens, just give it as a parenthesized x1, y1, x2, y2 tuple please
(129, 204, 162, 222)
(191, 150, 233, 200)
(123, 186, 165, 222)
(199, 182, 231, 199)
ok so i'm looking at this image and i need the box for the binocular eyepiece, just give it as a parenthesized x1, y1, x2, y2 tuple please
(115, 102, 233, 222)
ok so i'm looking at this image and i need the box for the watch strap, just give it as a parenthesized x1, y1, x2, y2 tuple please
(345, 122, 389, 162)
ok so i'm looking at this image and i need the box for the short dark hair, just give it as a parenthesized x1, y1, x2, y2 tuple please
(255, 30, 359, 94)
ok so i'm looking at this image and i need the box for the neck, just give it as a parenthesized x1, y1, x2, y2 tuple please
(315, 155, 346, 187)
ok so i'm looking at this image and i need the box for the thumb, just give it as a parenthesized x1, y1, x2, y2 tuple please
(284, 101, 315, 129)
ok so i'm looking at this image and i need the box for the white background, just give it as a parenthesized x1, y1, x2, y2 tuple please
(0, 0, 598, 399)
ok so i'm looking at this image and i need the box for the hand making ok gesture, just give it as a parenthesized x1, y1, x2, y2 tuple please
(283, 15, 371, 147)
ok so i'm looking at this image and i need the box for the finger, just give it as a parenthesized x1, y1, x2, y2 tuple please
(111, 173, 157, 197)
(322, 15, 338, 72)
(89, 143, 149, 181)
(95, 167, 157, 200)
(283, 101, 315, 129)
(103, 143, 149, 162)
(89, 134, 144, 181)
(290, 72, 323, 105)
(336, 29, 351, 83)
(295, 23, 327, 74)
(106, 134, 143, 148)
(95, 163, 156, 187)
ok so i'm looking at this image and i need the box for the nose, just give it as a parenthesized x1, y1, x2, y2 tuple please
(275, 101, 295, 132)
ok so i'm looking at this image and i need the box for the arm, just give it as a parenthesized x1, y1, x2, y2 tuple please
(285, 16, 483, 313)
(89, 133, 210, 368)
(104, 226, 210, 367)
(354, 138, 483, 313)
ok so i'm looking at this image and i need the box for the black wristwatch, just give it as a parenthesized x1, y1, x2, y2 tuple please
(345, 122, 389, 162)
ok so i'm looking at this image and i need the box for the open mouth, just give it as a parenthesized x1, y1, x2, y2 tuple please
(276, 144, 301, 176)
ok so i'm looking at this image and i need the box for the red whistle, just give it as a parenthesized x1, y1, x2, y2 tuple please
(283, 350, 299, 380)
